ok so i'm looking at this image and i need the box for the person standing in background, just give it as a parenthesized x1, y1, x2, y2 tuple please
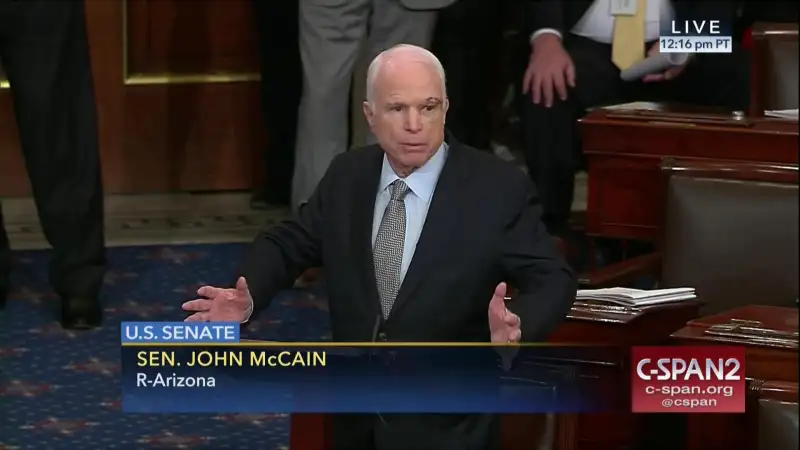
(519, 0, 748, 239)
(183, 45, 575, 449)
(250, 0, 302, 209)
(431, 0, 512, 151)
(0, 0, 106, 329)
(291, 0, 457, 212)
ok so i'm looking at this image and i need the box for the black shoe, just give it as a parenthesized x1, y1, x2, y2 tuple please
(60, 296, 102, 329)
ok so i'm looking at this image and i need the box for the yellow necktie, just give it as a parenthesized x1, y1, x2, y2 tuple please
(611, 0, 646, 70)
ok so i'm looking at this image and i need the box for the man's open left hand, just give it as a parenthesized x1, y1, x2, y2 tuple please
(642, 43, 689, 83)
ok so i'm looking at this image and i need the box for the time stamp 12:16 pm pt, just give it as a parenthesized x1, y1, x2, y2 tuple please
(660, 19, 733, 54)
(659, 36, 732, 53)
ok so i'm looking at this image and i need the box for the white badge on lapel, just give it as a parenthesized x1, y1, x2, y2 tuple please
(610, 0, 638, 16)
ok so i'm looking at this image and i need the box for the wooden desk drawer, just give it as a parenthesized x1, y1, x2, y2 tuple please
(585, 155, 665, 239)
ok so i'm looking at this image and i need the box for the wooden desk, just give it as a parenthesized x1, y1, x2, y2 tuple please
(671, 305, 799, 450)
(289, 301, 700, 450)
(580, 108, 799, 240)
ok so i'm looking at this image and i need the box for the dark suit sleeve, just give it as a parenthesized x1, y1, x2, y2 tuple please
(238, 155, 342, 318)
(525, 0, 566, 36)
(501, 174, 576, 342)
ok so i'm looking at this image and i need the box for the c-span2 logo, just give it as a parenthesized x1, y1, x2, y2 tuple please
(631, 346, 745, 413)
(659, 19, 733, 54)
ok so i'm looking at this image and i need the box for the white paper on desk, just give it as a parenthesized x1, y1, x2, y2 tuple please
(576, 287, 696, 307)
(601, 101, 663, 111)
(765, 109, 799, 120)
(619, 53, 689, 82)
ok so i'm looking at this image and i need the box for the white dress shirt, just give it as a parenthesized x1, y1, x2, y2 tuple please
(371, 143, 448, 284)
(532, 0, 674, 44)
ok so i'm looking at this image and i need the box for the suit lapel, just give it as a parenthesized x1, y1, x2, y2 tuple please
(389, 137, 471, 319)
(351, 146, 384, 317)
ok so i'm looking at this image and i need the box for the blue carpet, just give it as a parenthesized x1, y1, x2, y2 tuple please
(0, 244, 330, 449)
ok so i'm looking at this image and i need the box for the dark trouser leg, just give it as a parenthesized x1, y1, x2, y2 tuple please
(432, 0, 506, 149)
(519, 95, 577, 236)
(519, 36, 623, 236)
(0, 1, 105, 324)
(252, 0, 302, 207)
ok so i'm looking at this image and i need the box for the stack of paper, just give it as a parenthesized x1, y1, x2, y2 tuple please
(576, 287, 696, 307)
(765, 109, 798, 120)
(601, 101, 662, 111)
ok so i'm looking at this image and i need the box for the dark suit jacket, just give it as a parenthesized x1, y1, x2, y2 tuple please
(240, 135, 576, 450)
(525, 0, 739, 39)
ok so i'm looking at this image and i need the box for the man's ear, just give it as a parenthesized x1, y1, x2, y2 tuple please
(362, 101, 374, 127)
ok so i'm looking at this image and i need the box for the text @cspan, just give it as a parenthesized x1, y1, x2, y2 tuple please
(136, 350, 327, 367)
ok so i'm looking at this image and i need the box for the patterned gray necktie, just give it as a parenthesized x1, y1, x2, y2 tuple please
(373, 180, 410, 318)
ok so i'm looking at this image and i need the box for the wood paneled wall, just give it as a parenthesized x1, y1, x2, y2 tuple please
(0, 0, 265, 196)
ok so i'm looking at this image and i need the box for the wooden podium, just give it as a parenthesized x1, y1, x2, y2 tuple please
(671, 305, 799, 450)
(289, 301, 699, 450)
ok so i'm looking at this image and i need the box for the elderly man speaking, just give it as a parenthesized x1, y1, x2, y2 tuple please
(183, 45, 576, 450)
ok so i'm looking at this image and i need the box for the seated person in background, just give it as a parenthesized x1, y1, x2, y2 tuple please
(518, 0, 749, 238)
(182, 44, 576, 450)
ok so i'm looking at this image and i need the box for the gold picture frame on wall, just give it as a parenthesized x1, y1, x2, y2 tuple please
(120, 0, 260, 86)
(0, 64, 8, 89)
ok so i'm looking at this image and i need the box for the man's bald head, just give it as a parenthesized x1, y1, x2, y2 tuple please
(362, 44, 449, 177)
(365, 44, 447, 105)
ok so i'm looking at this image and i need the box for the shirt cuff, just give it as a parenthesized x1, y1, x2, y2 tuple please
(530, 28, 562, 45)
(242, 296, 254, 324)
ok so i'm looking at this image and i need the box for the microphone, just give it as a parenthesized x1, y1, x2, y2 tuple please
(371, 314, 382, 342)
(367, 314, 382, 364)
(370, 314, 388, 424)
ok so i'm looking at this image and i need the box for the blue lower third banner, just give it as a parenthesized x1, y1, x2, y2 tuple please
(121, 344, 614, 414)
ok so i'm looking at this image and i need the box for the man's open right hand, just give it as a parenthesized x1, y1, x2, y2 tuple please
(182, 276, 253, 323)
(522, 34, 576, 108)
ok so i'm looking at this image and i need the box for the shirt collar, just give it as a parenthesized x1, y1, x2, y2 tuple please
(378, 142, 448, 204)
